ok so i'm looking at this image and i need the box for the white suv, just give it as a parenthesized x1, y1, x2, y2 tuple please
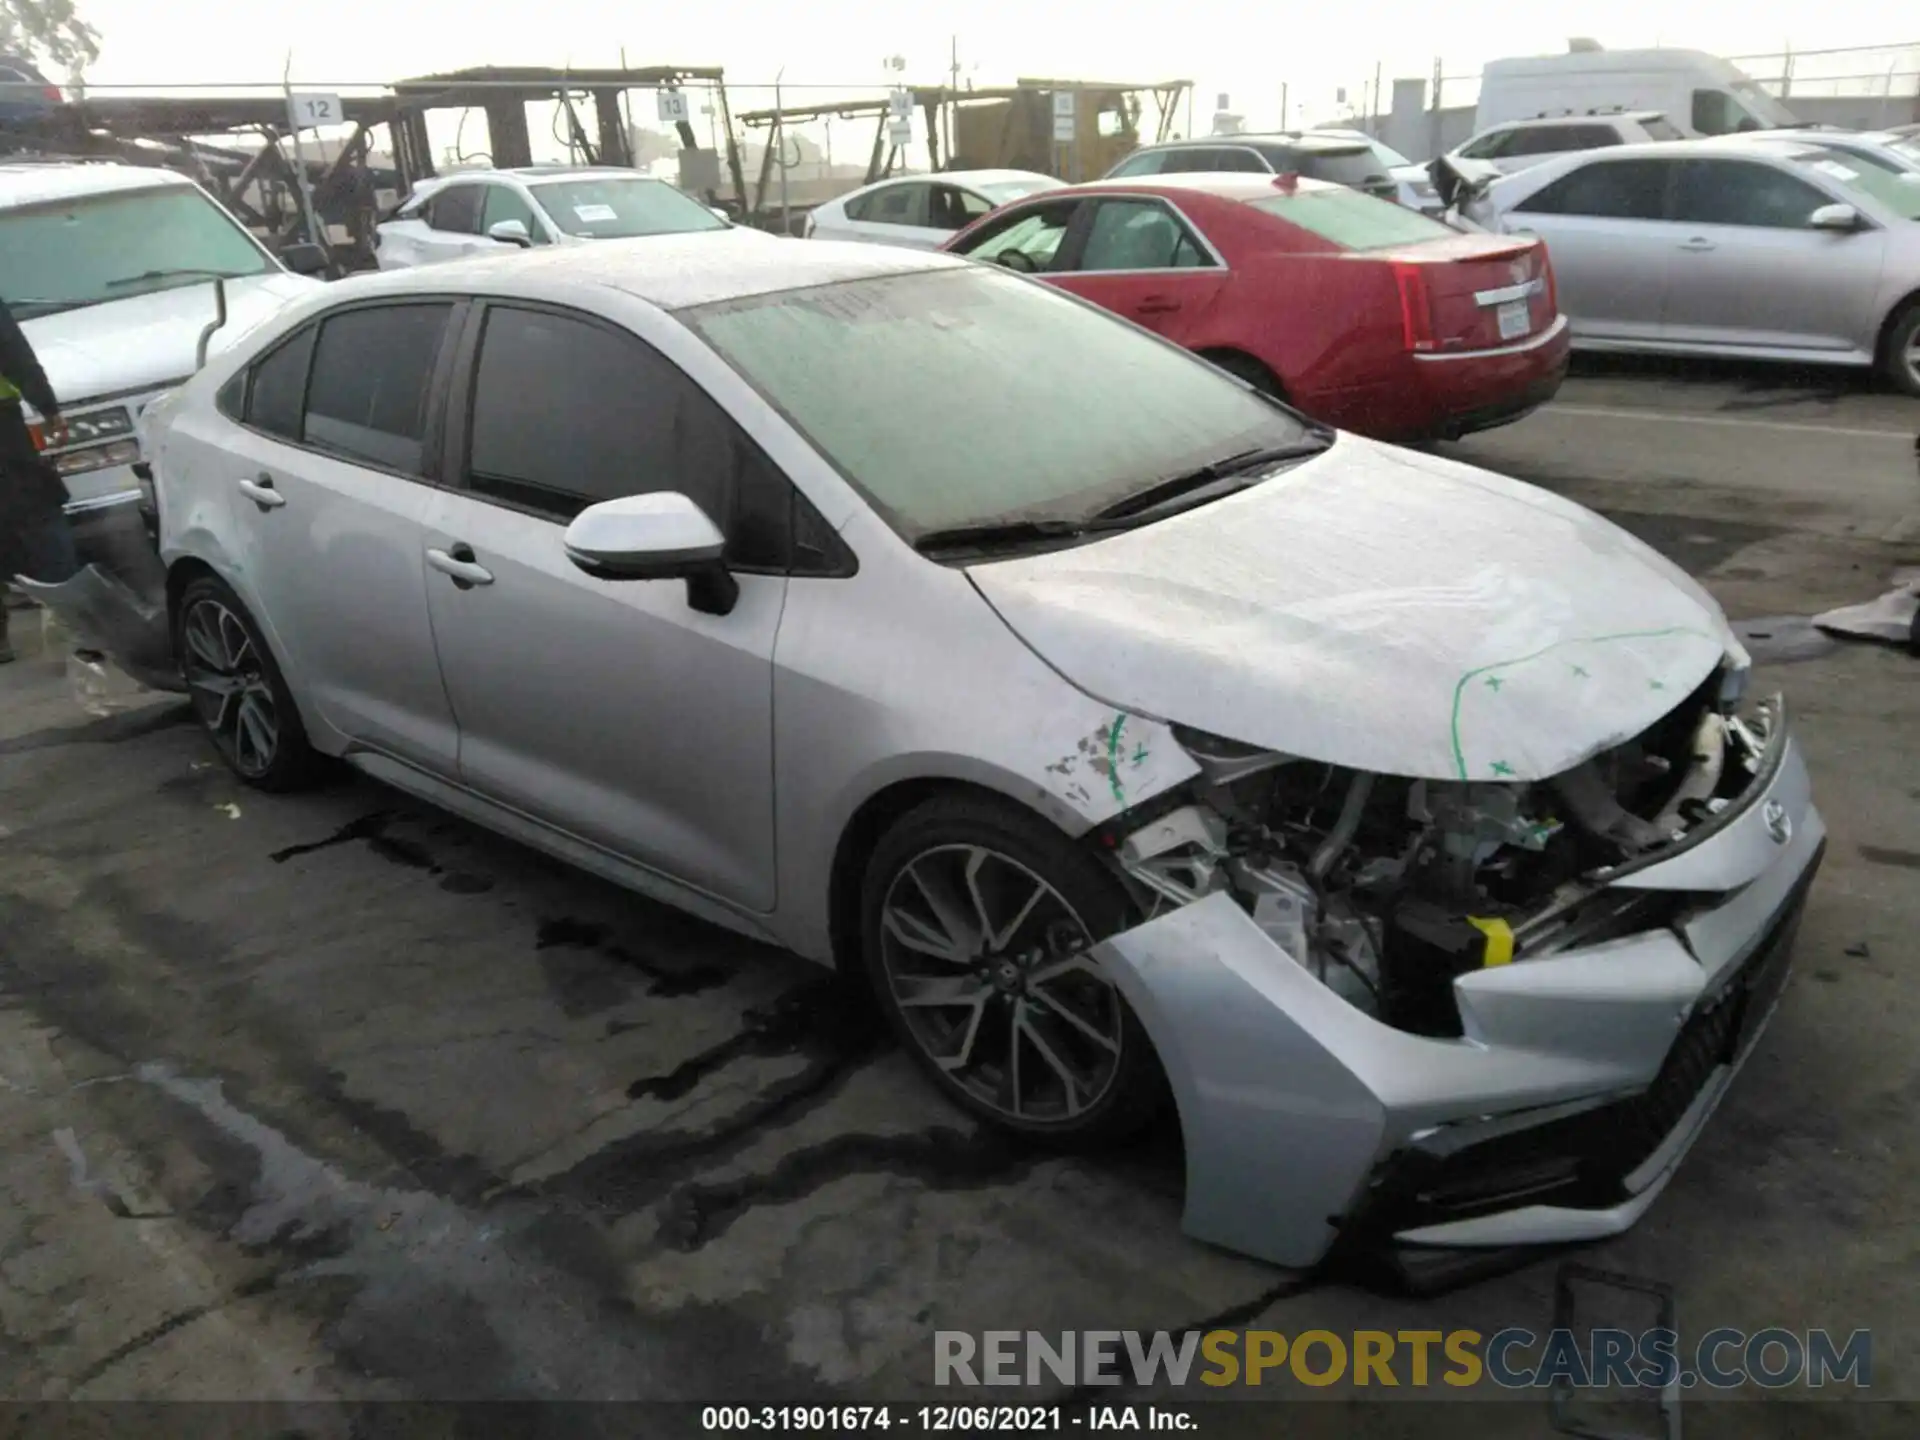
(1451, 111, 1686, 175)
(3, 162, 325, 535)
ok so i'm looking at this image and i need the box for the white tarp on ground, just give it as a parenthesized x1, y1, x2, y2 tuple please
(1813, 569, 1920, 651)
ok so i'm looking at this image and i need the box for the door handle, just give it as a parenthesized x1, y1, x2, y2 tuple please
(1678, 237, 1716, 252)
(426, 544, 494, 589)
(237, 474, 286, 510)
(1136, 296, 1182, 315)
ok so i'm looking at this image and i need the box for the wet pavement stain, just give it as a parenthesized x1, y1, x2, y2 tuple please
(269, 811, 438, 872)
(0, 701, 195, 755)
(535, 916, 730, 1000)
(1859, 844, 1920, 872)
(626, 982, 863, 1103)
(656, 1126, 1034, 1252)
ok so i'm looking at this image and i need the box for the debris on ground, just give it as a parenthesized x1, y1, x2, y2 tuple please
(1812, 568, 1920, 654)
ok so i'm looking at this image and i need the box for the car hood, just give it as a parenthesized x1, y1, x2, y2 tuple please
(966, 436, 1742, 783)
(22, 272, 320, 408)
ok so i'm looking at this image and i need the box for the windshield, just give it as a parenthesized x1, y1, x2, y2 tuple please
(1, 185, 275, 319)
(1251, 189, 1456, 248)
(530, 176, 727, 239)
(684, 267, 1313, 538)
(975, 177, 1059, 205)
(1794, 150, 1920, 220)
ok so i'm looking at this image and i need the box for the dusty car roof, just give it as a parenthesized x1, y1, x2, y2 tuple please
(0, 162, 192, 209)
(1146, 132, 1370, 153)
(1068, 173, 1343, 200)
(327, 230, 965, 311)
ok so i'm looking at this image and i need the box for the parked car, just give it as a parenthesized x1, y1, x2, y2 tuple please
(802, 169, 1059, 248)
(942, 173, 1568, 442)
(1474, 46, 1798, 136)
(375, 166, 756, 270)
(1102, 133, 1399, 204)
(1460, 138, 1920, 394)
(1451, 111, 1687, 175)
(0, 52, 62, 126)
(122, 235, 1822, 1275)
(1723, 127, 1920, 179)
(1311, 127, 1440, 211)
(2, 161, 326, 538)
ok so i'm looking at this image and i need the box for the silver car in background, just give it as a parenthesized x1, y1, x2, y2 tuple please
(132, 235, 1824, 1277)
(1464, 137, 1920, 394)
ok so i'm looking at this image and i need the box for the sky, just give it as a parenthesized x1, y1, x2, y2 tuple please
(66, 0, 1914, 149)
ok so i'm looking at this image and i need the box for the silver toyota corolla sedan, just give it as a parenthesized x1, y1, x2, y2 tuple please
(1463, 137, 1920, 395)
(127, 232, 1825, 1276)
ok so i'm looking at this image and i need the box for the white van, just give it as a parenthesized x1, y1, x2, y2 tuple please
(1474, 47, 1800, 138)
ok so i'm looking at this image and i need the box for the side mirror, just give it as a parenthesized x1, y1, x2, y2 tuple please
(563, 492, 739, 616)
(487, 219, 533, 248)
(709, 206, 731, 222)
(280, 242, 330, 276)
(1808, 203, 1866, 233)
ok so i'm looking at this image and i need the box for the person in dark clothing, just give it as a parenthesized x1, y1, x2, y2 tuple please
(1, 294, 77, 662)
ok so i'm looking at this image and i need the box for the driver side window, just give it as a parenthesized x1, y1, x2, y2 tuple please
(481, 184, 547, 244)
(957, 202, 1080, 272)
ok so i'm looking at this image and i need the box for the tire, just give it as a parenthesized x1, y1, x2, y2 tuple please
(173, 574, 323, 792)
(1877, 301, 1920, 398)
(1207, 350, 1286, 399)
(859, 793, 1165, 1145)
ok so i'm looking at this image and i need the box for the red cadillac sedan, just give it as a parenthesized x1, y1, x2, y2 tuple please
(940, 173, 1569, 443)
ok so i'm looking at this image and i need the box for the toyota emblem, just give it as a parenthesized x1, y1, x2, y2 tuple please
(1763, 800, 1792, 846)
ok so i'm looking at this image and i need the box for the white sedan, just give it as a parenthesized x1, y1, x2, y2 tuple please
(802, 168, 1059, 248)
(375, 166, 753, 270)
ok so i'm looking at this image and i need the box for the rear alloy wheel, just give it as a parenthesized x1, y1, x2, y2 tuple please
(861, 796, 1163, 1144)
(175, 575, 321, 791)
(1880, 303, 1920, 398)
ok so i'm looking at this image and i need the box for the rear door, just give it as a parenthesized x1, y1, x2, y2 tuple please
(1661, 157, 1886, 353)
(1047, 196, 1228, 341)
(1502, 157, 1678, 343)
(419, 302, 791, 910)
(211, 300, 463, 772)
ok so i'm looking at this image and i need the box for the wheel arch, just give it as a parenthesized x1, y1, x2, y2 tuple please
(1196, 345, 1288, 398)
(165, 555, 335, 752)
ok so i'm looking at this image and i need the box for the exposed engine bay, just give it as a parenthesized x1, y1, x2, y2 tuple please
(1111, 667, 1776, 1037)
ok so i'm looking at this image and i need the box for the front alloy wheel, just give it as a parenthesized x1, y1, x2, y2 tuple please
(880, 843, 1126, 1125)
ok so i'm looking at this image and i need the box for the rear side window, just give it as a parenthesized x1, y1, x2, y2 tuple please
(427, 185, 482, 234)
(1106, 150, 1166, 178)
(1251, 189, 1454, 249)
(1513, 159, 1672, 220)
(463, 305, 791, 568)
(847, 183, 930, 226)
(1640, 116, 1685, 141)
(304, 304, 452, 473)
(247, 327, 317, 441)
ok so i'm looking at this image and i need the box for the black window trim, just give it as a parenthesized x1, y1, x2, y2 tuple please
(218, 296, 468, 487)
(442, 295, 852, 579)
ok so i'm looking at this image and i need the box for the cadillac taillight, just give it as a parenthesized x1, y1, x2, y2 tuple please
(1392, 263, 1436, 352)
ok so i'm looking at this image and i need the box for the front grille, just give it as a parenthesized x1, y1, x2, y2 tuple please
(1345, 845, 1821, 1242)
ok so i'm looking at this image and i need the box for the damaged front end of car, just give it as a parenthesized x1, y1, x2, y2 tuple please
(1085, 666, 1825, 1281)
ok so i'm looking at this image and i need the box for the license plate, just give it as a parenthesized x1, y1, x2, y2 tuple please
(1497, 300, 1531, 341)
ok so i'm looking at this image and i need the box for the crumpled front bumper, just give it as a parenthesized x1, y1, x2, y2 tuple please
(1091, 721, 1825, 1272)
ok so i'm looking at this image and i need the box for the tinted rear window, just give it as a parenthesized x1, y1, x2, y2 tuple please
(1250, 189, 1456, 249)
(1272, 148, 1387, 189)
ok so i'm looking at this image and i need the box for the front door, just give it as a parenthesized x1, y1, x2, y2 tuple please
(212, 300, 462, 771)
(1046, 196, 1229, 342)
(420, 301, 789, 911)
(1661, 158, 1887, 353)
